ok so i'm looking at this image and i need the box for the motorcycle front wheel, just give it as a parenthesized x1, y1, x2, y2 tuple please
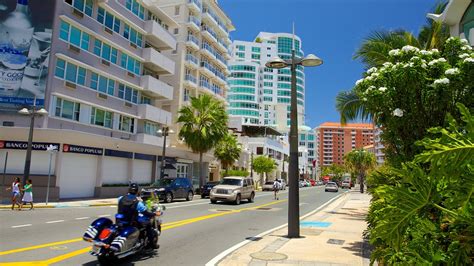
(97, 253, 117, 265)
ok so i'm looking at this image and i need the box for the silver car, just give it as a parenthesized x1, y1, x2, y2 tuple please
(210, 177, 255, 205)
(325, 182, 339, 192)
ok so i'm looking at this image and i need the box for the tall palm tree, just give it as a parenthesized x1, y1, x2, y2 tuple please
(344, 149, 376, 193)
(177, 94, 228, 189)
(337, 2, 450, 124)
(214, 132, 242, 176)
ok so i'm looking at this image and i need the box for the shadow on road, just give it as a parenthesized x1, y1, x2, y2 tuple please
(82, 250, 159, 266)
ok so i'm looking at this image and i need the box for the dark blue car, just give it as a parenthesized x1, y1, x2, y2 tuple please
(147, 177, 194, 203)
(200, 181, 220, 198)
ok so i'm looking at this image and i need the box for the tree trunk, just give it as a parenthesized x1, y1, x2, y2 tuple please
(199, 152, 204, 191)
(359, 172, 364, 194)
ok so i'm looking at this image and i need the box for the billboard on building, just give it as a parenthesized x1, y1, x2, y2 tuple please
(0, 0, 55, 108)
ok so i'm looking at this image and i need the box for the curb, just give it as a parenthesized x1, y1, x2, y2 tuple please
(0, 203, 117, 209)
(205, 191, 349, 266)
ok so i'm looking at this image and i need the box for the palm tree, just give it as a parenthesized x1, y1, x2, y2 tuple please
(214, 132, 242, 176)
(344, 149, 376, 193)
(337, 2, 450, 124)
(177, 94, 228, 189)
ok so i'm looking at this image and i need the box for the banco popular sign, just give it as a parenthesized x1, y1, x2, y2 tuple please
(0, 140, 59, 151)
(63, 144, 103, 156)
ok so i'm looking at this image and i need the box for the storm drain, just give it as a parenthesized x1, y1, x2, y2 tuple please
(327, 239, 345, 245)
(250, 251, 288, 261)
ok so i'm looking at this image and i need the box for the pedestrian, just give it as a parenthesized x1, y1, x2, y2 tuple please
(20, 179, 34, 210)
(273, 179, 280, 200)
(5, 177, 21, 210)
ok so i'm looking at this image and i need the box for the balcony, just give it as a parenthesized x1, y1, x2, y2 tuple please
(136, 133, 168, 147)
(186, 35, 200, 50)
(200, 61, 215, 78)
(199, 79, 211, 90)
(202, 11, 219, 30)
(187, 0, 201, 12)
(187, 16, 201, 32)
(142, 47, 175, 75)
(185, 54, 199, 68)
(137, 104, 172, 125)
(140, 75, 173, 100)
(184, 74, 197, 88)
(215, 38, 229, 54)
(201, 43, 215, 60)
(201, 25, 218, 43)
(144, 20, 176, 51)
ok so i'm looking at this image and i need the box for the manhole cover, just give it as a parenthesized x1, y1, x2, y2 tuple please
(256, 207, 272, 210)
(327, 239, 345, 245)
(250, 251, 288, 261)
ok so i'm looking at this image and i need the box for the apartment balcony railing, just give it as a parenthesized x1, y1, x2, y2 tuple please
(188, 16, 201, 31)
(186, 35, 200, 48)
(185, 74, 197, 84)
(201, 25, 218, 41)
(187, 0, 202, 11)
(185, 53, 199, 65)
(199, 79, 211, 90)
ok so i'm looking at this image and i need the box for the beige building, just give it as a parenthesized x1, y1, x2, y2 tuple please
(158, 0, 234, 183)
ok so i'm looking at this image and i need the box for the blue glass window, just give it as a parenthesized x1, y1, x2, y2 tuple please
(81, 32, 89, 50)
(97, 7, 105, 23)
(77, 67, 86, 85)
(59, 21, 69, 41)
(93, 39, 101, 56)
(90, 72, 98, 90)
(107, 80, 115, 96)
(65, 63, 77, 82)
(101, 43, 111, 61)
(55, 59, 66, 78)
(98, 76, 107, 93)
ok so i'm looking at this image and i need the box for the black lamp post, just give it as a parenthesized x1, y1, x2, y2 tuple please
(18, 100, 48, 185)
(157, 126, 174, 179)
(265, 45, 322, 238)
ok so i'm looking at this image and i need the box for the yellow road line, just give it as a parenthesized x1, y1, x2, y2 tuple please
(0, 199, 287, 265)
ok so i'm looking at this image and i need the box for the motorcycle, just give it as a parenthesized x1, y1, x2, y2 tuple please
(82, 191, 165, 264)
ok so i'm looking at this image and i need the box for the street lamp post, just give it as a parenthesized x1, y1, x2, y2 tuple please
(18, 99, 48, 185)
(266, 40, 322, 238)
(45, 144, 58, 205)
(157, 127, 174, 179)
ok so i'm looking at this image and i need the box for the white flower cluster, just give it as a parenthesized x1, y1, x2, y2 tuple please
(433, 78, 450, 86)
(389, 49, 400, 56)
(459, 53, 471, 59)
(420, 50, 431, 55)
(367, 67, 378, 74)
(464, 57, 474, 63)
(428, 58, 447, 66)
(460, 39, 469, 44)
(378, 87, 387, 92)
(401, 45, 419, 53)
(445, 68, 459, 75)
(431, 49, 439, 54)
(355, 78, 364, 86)
(461, 45, 472, 51)
(446, 36, 457, 43)
(383, 62, 393, 68)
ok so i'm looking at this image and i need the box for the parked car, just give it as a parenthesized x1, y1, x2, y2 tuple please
(341, 181, 351, 189)
(146, 177, 194, 203)
(201, 181, 220, 198)
(210, 177, 255, 205)
(262, 181, 274, 191)
(309, 179, 316, 186)
(316, 181, 324, 186)
(325, 182, 339, 192)
(276, 179, 287, 190)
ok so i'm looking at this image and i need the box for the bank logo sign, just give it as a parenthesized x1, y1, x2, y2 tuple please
(0, 0, 55, 107)
(0, 140, 59, 150)
(63, 144, 103, 156)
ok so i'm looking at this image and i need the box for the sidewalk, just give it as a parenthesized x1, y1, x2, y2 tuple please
(217, 190, 372, 266)
(0, 197, 118, 209)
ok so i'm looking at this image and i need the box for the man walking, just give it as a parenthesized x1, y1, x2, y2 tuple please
(273, 179, 281, 200)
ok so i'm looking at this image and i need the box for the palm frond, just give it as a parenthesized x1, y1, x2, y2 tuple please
(336, 90, 372, 124)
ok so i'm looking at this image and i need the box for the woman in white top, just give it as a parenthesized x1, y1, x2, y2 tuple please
(6, 177, 21, 210)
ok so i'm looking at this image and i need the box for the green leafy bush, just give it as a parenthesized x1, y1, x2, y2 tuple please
(221, 169, 249, 177)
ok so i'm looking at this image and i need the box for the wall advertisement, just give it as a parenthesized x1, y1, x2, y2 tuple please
(0, 0, 55, 108)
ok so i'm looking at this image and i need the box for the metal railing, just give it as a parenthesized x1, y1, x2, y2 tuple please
(187, 35, 200, 46)
(185, 54, 198, 65)
(185, 74, 197, 84)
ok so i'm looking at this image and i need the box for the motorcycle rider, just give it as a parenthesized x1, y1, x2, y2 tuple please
(116, 183, 158, 249)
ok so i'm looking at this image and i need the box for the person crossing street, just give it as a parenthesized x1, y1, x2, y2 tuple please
(273, 179, 281, 200)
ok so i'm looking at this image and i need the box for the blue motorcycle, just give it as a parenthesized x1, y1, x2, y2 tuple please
(83, 193, 165, 264)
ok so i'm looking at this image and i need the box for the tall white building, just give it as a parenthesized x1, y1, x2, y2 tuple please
(228, 32, 305, 133)
(158, 0, 234, 184)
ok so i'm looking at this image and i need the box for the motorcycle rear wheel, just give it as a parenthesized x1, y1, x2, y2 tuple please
(98, 253, 117, 265)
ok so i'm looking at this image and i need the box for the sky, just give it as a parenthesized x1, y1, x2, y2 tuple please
(219, 0, 438, 129)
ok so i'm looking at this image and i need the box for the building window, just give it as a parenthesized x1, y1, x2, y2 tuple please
(65, 0, 93, 17)
(118, 84, 138, 104)
(90, 72, 115, 96)
(236, 52, 245, 58)
(140, 95, 151, 104)
(175, 6, 180, 15)
(144, 121, 159, 136)
(93, 39, 118, 64)
(251, 54, 260, 60)
(59, 21, 90, 50)
(90, 107, 113, 128)
(97, 7, 121, 34)
(55, 59, 86, 86)
(55, 97, 80, 121)
(125, 0, 145, 20)
(123, 24, 143, 47)
(174, 28, 179, 35)
(119, 115, 135, 133)
(120, 53, 141, 75)
(236, 45, 245, 51)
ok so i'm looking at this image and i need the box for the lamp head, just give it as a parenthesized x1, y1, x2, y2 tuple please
(265, 56, 287, 69)
(18, 108, 30, 115)
(393, 108, 404, 117)
(157, 129, 163, 134)
(36, 108, 48, 115)
(301, 54, 323, 67)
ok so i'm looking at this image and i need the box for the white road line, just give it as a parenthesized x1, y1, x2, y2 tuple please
(46, 220, 65, 224)
(75, 217, 90, 220)
(98, 214, 111, 217)
(11, 224, 32, 228)
(205, 191, 347, 266)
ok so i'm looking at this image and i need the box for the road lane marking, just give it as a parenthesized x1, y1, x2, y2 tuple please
(11, 224, 32, 228)
(74, 217, 89, 220)
(0, 199, 288, 264)
(98, 214, 111, 217)
(46, 220, 65, 224)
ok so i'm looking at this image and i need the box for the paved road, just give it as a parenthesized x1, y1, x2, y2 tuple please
(0, 186, 344, 265)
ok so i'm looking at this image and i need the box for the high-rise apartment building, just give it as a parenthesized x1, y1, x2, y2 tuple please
(228, 32, 305, 133)
(0, 0, 183, 200)
(158, 0, 234, 184)
(298, 126, 316, 177)
(316, 122, 374, 167)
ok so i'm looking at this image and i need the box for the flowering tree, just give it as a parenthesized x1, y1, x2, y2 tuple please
(352, 37, 474, 165)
